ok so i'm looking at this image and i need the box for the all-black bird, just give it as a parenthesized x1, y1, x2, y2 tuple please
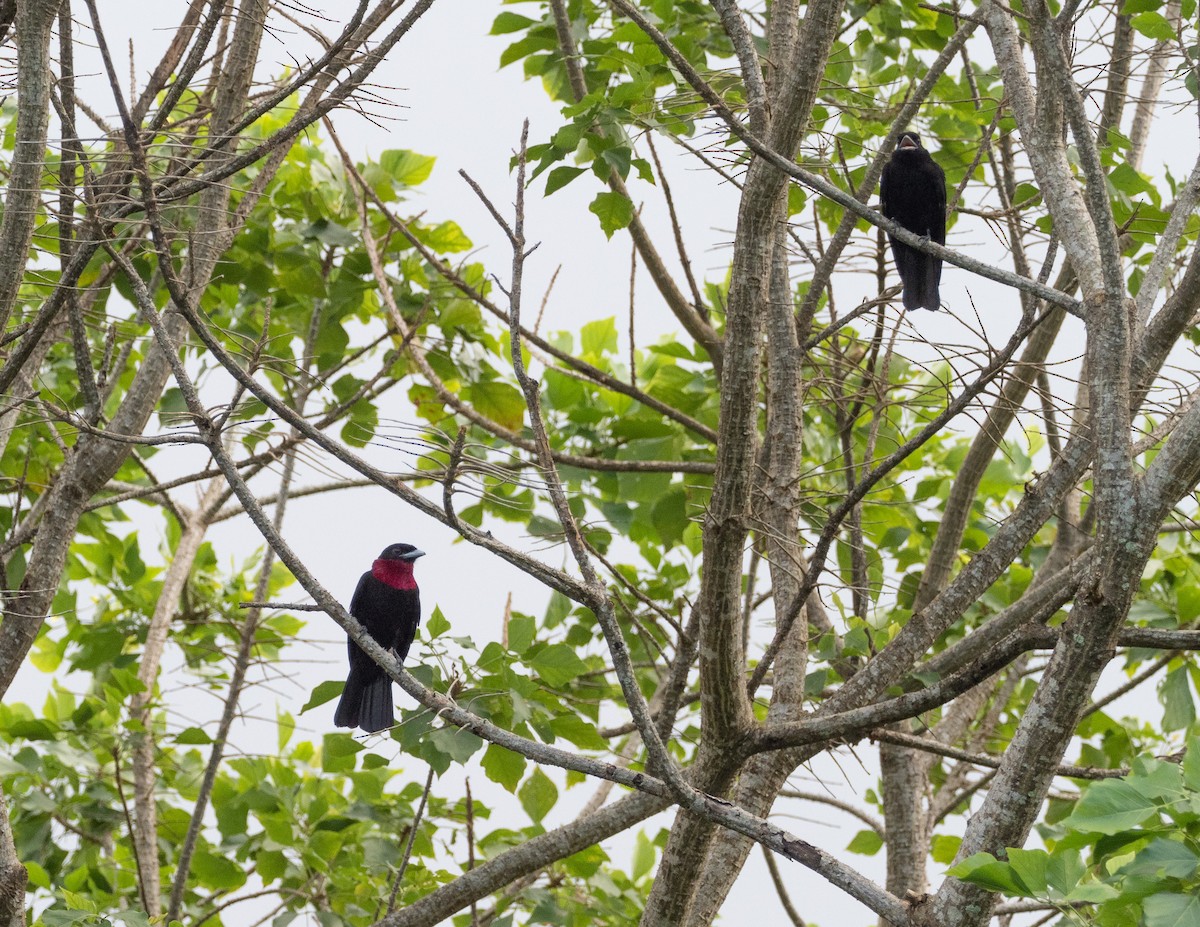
(880, 131, 947, 311)
(334, 543, 425, 733)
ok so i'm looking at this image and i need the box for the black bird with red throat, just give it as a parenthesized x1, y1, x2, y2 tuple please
(880, 131, 947, 311)
(334, 542, 425, 733)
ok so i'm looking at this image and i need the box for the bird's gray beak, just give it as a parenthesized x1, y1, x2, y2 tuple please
(899, 136, 917, 149)
(401, 549, 426, 560)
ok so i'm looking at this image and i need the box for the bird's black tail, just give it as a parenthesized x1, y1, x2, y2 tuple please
(359, 677, 394, 733)
(894, 241, 942, 311)
(334, 673, 362, 729)
(334, 674, 394, 733)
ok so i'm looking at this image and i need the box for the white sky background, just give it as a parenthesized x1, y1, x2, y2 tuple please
(10, 1, 1200, 924)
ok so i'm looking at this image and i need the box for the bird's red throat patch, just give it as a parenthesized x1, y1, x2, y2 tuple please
(373, 558, 418, 590)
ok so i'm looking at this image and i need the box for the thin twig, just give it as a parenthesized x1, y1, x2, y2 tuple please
(387, 765, 436, 915)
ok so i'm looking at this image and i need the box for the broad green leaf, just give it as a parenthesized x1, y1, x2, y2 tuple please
(175, 726, 213, 745)
(301, 680, 345, 714)
(1144, 893, 1200, 927)
(426, 605, 450, 638)
(549, 713, 606, 750)
(507, 613, 535, 654)
(846, 829, 883, 855)
(545, 166, 586, 195)
(482, 742, 526, 792)
(530, 643, 587, 687)
(429, 726, 483, 763)
(1177, 584, 1200, 622)
(1066, 778, 1159, 834)
(257, 849, 287, 883)
(380, 149, 436, 186)
(192, 848, 247, 891)
(322, 732, 364, 772)
(1045, 848, 1087, 896)
(1183, 735, 1200, 790)
(931, 834, 962, 864)
(949, 853, 1032, 896)
(1005, 848, 1049, 897)
(491, 11, 537, 34)
(1131, 11, 1176, 40)
(464, 381, 526, 432)
(519, 767, 558, 822)
(1119, 838, 1200, 880)
(1161, 666, 1196, 731)
(419, 220, 472, 253)
(544, 590, 571, 627)
(632, 830, 656, 880)
(41, 912, 93, 927)
(581, 317, 618, 356)
(589, 191, 634, 239)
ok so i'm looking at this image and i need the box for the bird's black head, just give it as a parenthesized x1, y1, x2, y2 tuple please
(378, 542, 426, 562)
(898, 132, 923, 150)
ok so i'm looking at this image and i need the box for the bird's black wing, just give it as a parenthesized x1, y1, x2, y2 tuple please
(930, 159, 947, 245)
(335, 570, 376, 729)
(880, 161, 891, 217)
(921, 158, 947, 309)
(345, 570, 373, 665)
(389, 588, 421, 663)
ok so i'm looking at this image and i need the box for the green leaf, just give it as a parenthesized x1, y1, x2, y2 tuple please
(549, 713, 606, 750)
(301, 680, 345, 714)
(7, 719, 57, 740)
(581, 317, 618, 356)
(429, 726, 483, 763)
(931, 834, 962, 864)
(601, 146, 632, 178)
(192, 848, 247, 891)
(257, 849, 287, 883)
(482, 742, 526, 792)
(1120, 838, 1200, 880)
(41, 912, 92, 927)
(1177, 584, 1200, 622)
(420, 220, 472, 253)
(158, 387, 191, 427)
(491, 11, 537, 34)
(380, 149, 436, 186)
(1161, 666, 1196, 731)
(1131, 11, 1176, 40)
(322, 732, 364, 772)
(426, 605, 450, 638)
(544, 590, 571, 627)
(1045, 848, 1086, 896)
(588, 191, 634, 239)
(277, 709, 295, 753)
(632, 157, 655, 184)
(846, 829, 883, 855)
(175, 726, 212, 745)
(948, 853, 1031, 896)
(530, 643, 587, 687)
(1005, 848, 1049, 897)
(1066, 778, 1159, 834)
(1121, 0, 1165, 13)
(507, 613, 535, 654)
(1143, 893, 1200, 927)
(545, 166, 586, 195)
(632, 830, 656, 880)
(464, 380, 526, 432)
(1183, 734, 1200, 790)
(519, 767, 558, 822)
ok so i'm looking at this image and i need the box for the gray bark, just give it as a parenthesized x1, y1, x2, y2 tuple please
(0, 786, 25, 927)
(0, 0, 60, 332)
(638, 4, 845, 922)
